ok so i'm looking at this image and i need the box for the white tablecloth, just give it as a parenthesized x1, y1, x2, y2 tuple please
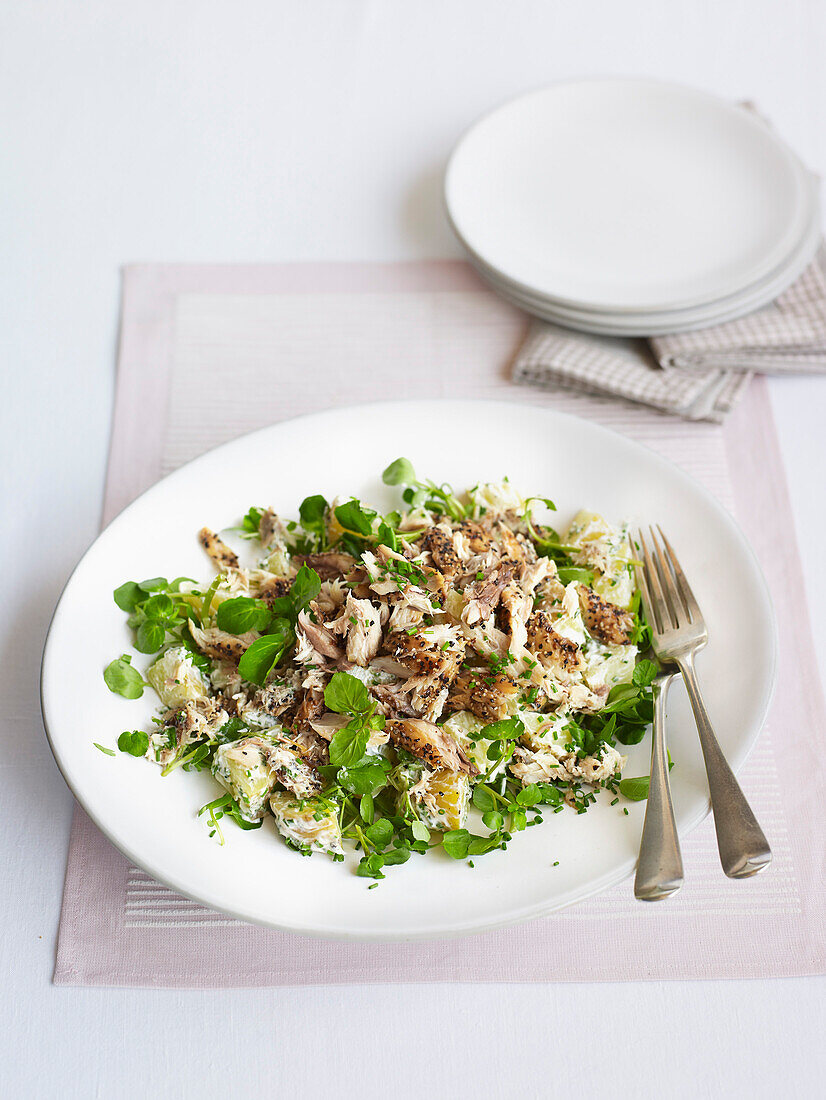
(3, 2, 826, 1097)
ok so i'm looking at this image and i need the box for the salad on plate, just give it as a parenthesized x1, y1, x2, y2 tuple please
(102, 459, 656, 881)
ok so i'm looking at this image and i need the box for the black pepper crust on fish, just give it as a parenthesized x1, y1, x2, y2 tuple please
(576, 584, 635, 646)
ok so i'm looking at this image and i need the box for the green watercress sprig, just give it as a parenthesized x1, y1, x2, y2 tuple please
(382, 457, 469, 521)
(103, 654, 146, 699)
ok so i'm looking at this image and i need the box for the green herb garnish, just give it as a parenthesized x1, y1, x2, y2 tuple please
(117, 730, 150, 756)
(103, 654, 146, 699)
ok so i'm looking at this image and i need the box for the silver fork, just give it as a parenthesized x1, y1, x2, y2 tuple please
(636, 526, 771, 879)
(633, 664, 683, 900)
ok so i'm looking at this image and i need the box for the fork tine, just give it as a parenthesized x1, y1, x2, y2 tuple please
(649, 526, 682, 628)
(638, 529, 671, 633)
(633, 535, 658, 634)
(656, 525, 701, 626)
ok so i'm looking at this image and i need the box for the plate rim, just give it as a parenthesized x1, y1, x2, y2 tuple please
(480, 219, 822, 337)
(455, 185, 821, 333)
(41, 397, 779, 940)
(445, 76, 812, 315)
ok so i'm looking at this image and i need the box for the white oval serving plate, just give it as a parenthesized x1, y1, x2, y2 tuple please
(42, 400, 776, 940)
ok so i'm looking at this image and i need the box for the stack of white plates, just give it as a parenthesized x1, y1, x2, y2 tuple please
(445, 80, 820, 337)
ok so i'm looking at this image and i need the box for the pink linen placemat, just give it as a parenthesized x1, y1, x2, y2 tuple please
(53, 262, 826, 986)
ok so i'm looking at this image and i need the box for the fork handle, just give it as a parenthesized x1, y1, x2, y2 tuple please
(635, 675, 683, 901)
(677, 652, 772, 878)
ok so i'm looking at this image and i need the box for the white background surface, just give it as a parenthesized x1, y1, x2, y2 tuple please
(2, 2, 825, 1097)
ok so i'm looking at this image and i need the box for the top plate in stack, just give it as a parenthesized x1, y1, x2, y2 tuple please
(445, 79, 820, 336)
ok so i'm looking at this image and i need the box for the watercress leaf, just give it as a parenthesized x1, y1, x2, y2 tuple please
(511, 809, 528, 832)
(113, 581, 143, 612)
(238, 627, 292, 686)
(339, 533, 367, 558)
(411, 819, 431, 843)
(467, 834, 499, 855)
(376, 521, 398, 552)
(381, 846, 411, 866)
(382, 457, 416, 486)
(441, 829, 471, 859)
(565, 721, 586, 750)
(135, 619, 166, 654)
(635, 698, 654, 722)
(557, 566, 595, 585)
(268, 616, 295, 647)
(365, 818, 393, 849)
(213, 715, 249, 744)
(299, 494, 328, 530)
(605, 682, 641, 709)
(472, 785, 497, 812)
(356, 853, 385, 879)
(223, 796, 264, 830)
(338, 760, 389, 798)
(537, 783, 563, 806)
(230, 815, 264, 831)
(600, 713, 618, 744)
(137, 577, 168, 593)
(516, 783, 543, 807)
(328, 720, 370, 768)
(267, 596, 295, 621)
(117, 729, 149, 757)
(614, 722, 648, 746)
(241, 506, 264, 534)
(525, 495, 557, 512)
(182, 743, 212, 771)
(618, 775, 650, 801)
(103, 655, 145, 699)
(482, 810, 504, 832)
(169, 576, 196, 593)
(334, 499, 375, 537)
(481, 716, 525, 742)
(216, 596, 272, 635)
(198, 794, 231, 818)
(324, 671, 371, 716)
(632, 659, 659, 687)
(359, 791, 374, 824)
(141, 593, 177, 621)
(290, 563, 321, 612)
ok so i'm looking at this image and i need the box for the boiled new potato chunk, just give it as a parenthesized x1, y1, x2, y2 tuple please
(269, 792, 343, 854)
(583, 643, 638, 692)
(566, 510, 634, 609)
(412, 769, 471, 832)
(212, 739, 274, 823)
(552, 582, 588, 645)
(441, 710, 493, 774)
(518, 710, 572, 752)
(470, 480, 525, 518)
(146, 646, 209, 708)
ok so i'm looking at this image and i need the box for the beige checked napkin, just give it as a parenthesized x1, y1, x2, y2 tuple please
(653, 246, 826, 373)
(512, 248, 826, 422)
